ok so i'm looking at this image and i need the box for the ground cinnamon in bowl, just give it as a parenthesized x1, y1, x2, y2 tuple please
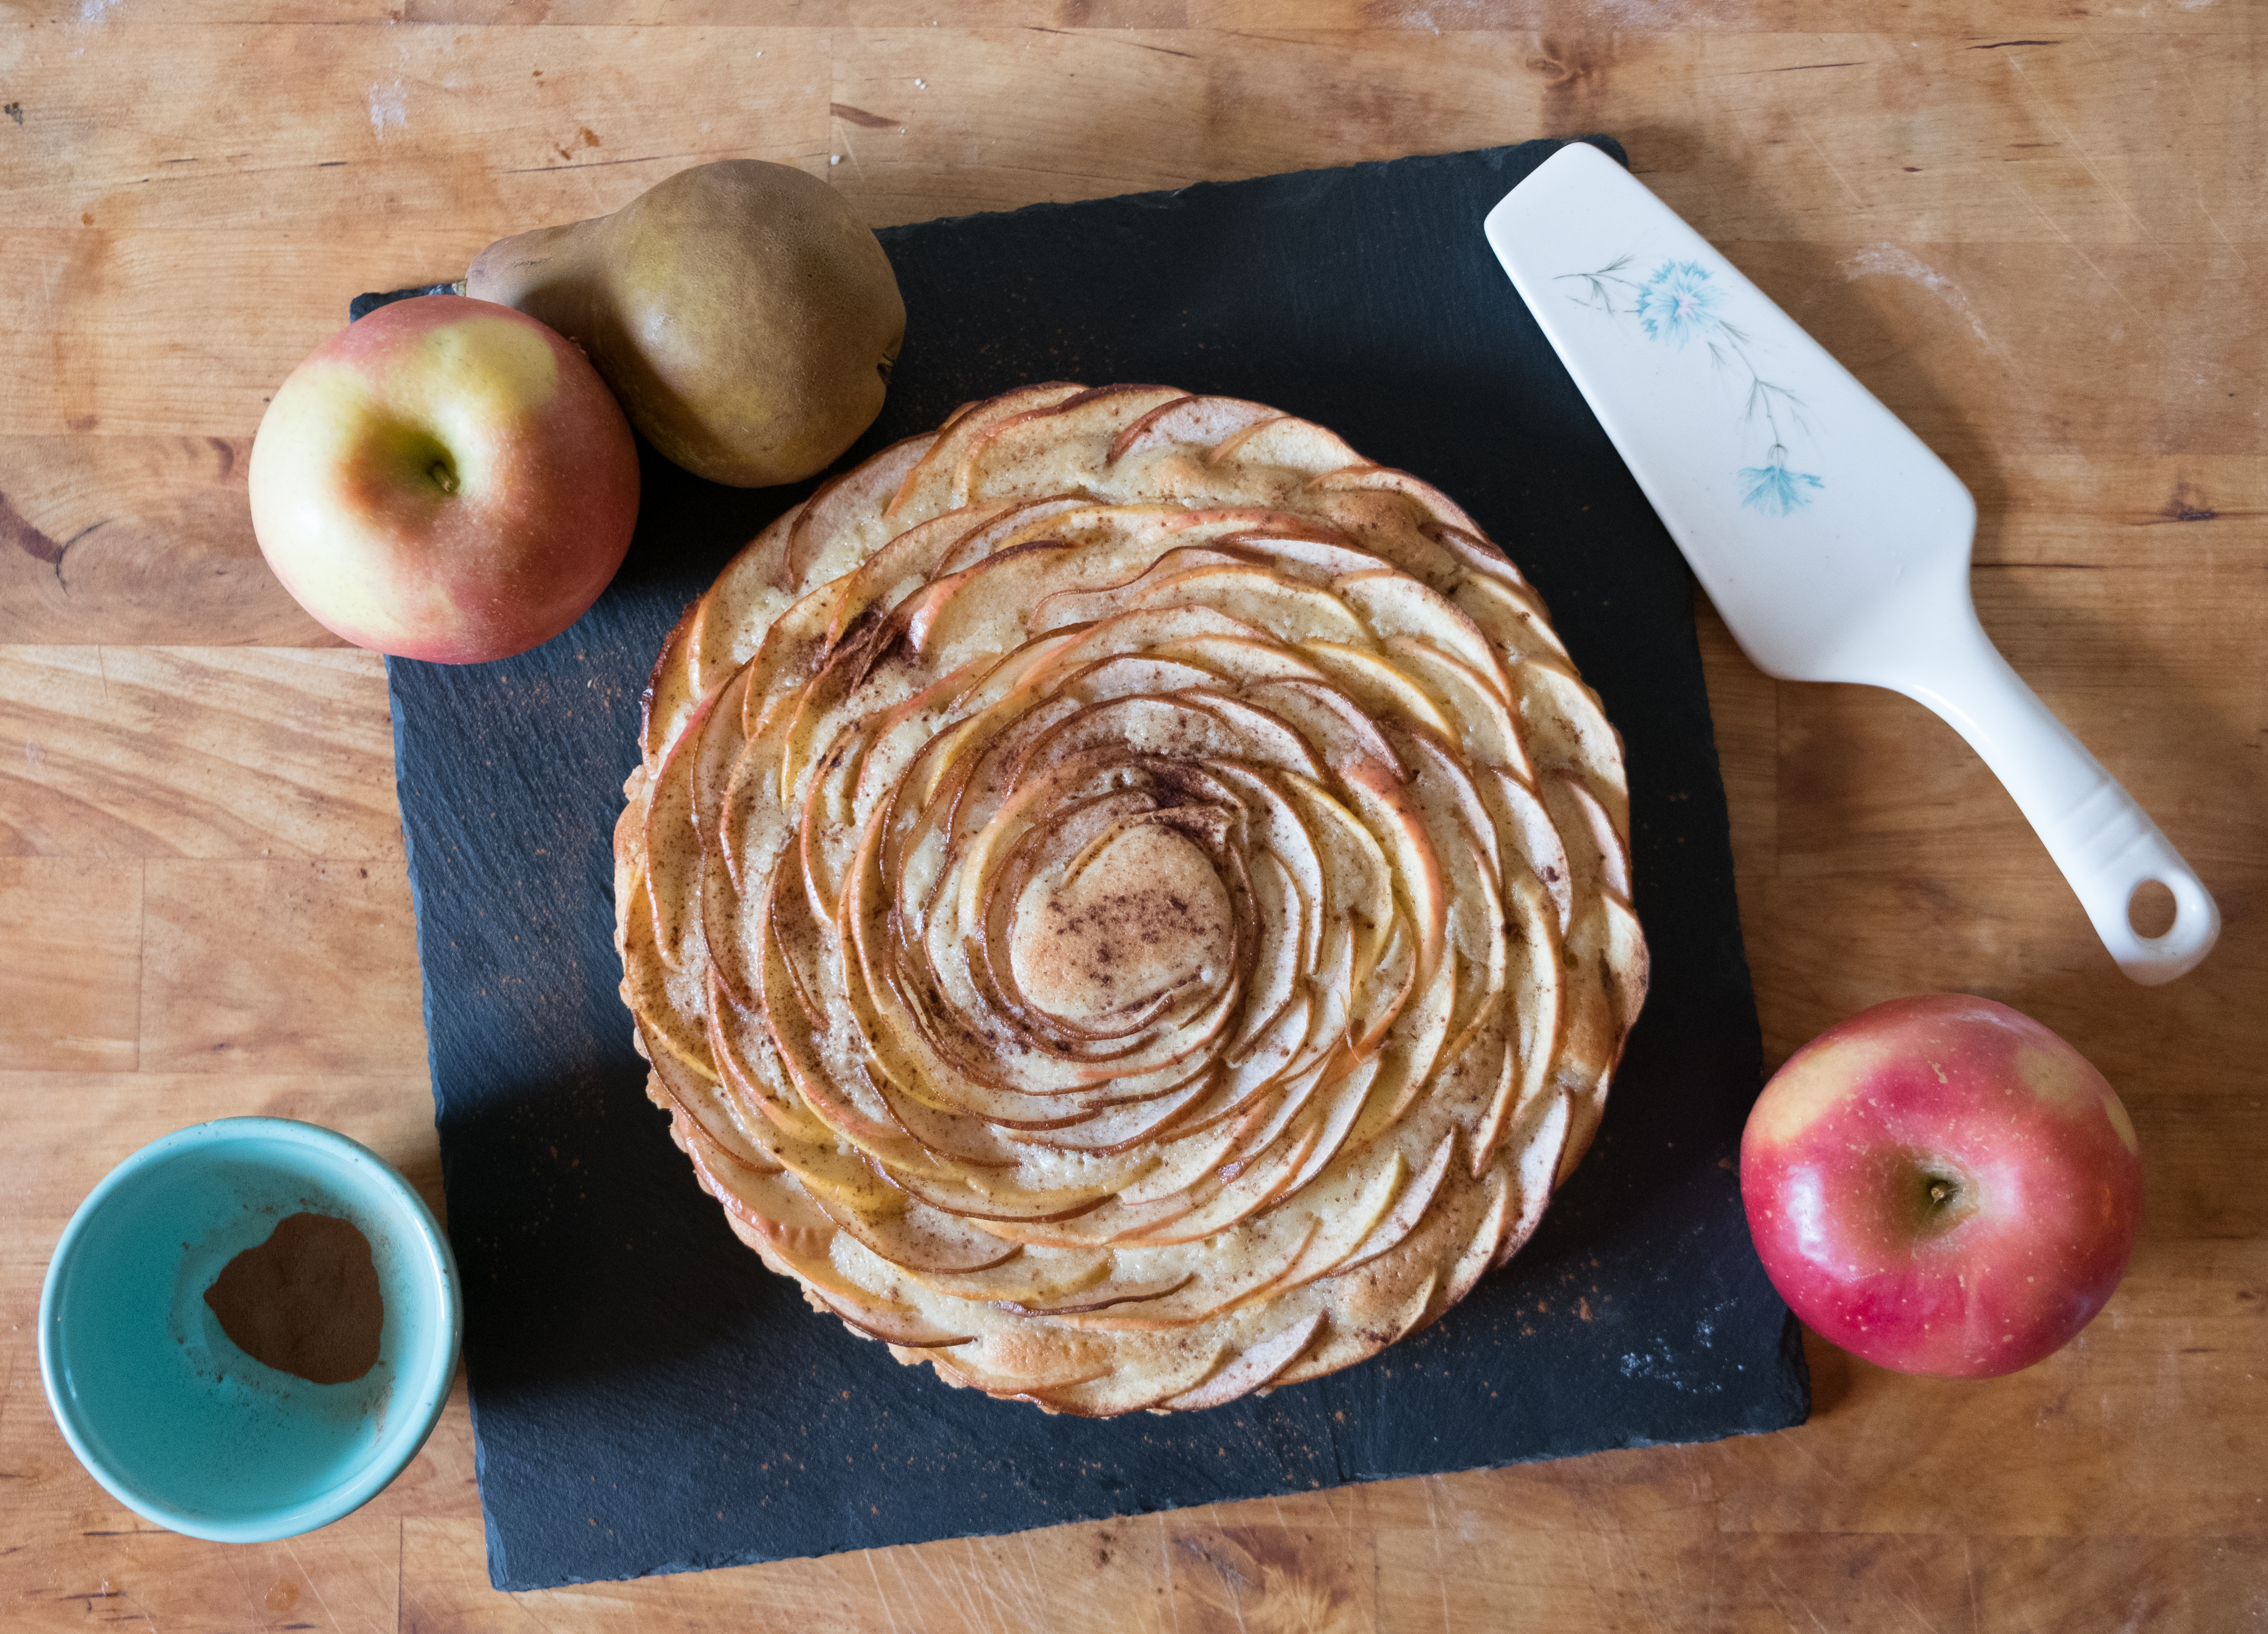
(203, 1213, 384, 1386)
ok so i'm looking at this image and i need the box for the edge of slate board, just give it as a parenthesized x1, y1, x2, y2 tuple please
(376, 134, 1808, 1592)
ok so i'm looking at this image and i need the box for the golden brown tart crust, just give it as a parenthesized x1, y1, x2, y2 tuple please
(616, 384, 1646, 1415)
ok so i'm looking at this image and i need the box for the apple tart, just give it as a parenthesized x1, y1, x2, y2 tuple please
(615, 383, 1647, 1415)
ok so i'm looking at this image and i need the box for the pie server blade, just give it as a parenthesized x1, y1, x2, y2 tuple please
(1484, 142, 2217, 985)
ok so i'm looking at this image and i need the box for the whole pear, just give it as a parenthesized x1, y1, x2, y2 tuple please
(466, 160, 905, 488)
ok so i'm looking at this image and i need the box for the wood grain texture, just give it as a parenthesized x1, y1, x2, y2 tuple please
(2, 4, 2263, 1628)
(0, 647, 399, 855)
(0, 860, 142, 1071)
(0, 438, 328, 645)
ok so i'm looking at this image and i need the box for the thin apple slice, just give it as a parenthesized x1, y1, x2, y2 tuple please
(1041, 1339, 1228, 1417)
(959, 384, 1190, 499)
(1025, 545, 1265, 634)
(882, 1161, 1115, 1224)
(639, 674, 734, 968)
(644, 1009, 781, 1173)
(803, 1279, 977, 1351)
(1204, 415, 1362, 478)
(793, 718, 865, 927)
(706, 968, 835, 1149)
(896, 1245, 1111, 1306)
(799, 1188, 1021, 1277)
(1043, 1214, 1321, 1332)
(1053, 652, 1220, 705)
(1350, 949, 1457, 1137)
(925, 1329, 1115, 1398)
(1545, 902, 1618, 1171)
(689, 504, 799, 698)
(1429, 523, 1530, 590)
(846, 657, 990, 819)
(686, 664, 755, 868)
(1294, 642, 1455, 735)
(1242, 676, 1402, 779)
(1111, 1099, 1326, 1248)
(1466, 871, 1562, 1176)
(1262, 1052, 1385, 1215)
(1600, 893, 1648, 1040)
(619, 865, 715, 1078)
(1017, 690, 1324, 785)
(883, 542, 1102, 673)
(1291, 487, 1466, 587)
(1276, 769, 1393, 973)
(1383, 635, 1528, 782)
(1514, 656, 1624, 788)
(932, 495, 1097, 576)
(1326, 1128, 1457, 1280)
(1159, 1308, 1325, 1411)
(993, 1268, 1196, 1319)
(1303, 462, 1483, 536)
(858, 1047, 1033, 1170)
(885, 383, 1088, 525)
(782, 430, 938, 589)
(1336, 569, 1512, 701)
(1382, 1269, 1445, 1346)
(1033, 609, 1289, 688)
(754, 870, 951, 1174)
(1106, 395, 1277, 464)
(1143, 632, 1325, 690)
(1495, 1088, 1574, 1265)
(1130, 564, 1372, 646)
(820, 500, 1022, 655)
(1481, 766, 1573, 933)
(1453, 570, 1572, 665)
(1268, 1154, 1407, 1293)
(1396, 723, 1503, 888)
(1336, 754, 1447, 995)
(685, 1143, 837, 1265)
(1462, 1028, 1524, 1187)
(1008, 1070, 1227, 1158)
(954, 501, 1190, 563)
(639, 597, 702, 764)
(965, 1183, 1207, 1250)
(1232, 534, 1397, 583)
(1545, 769, 1633, 902)
(1153, 506, 1349, 546)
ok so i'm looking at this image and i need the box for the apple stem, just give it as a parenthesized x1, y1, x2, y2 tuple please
(428, 460, 459, 495)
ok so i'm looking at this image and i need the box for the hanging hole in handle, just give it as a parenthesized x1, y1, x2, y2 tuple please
(2128, 879, 2178, 940)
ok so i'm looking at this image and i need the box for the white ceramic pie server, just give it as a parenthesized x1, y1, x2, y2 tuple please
(1485, 142, 2217, 985)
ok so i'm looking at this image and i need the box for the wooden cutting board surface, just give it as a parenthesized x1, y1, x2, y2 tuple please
(1, 6, 2261, 1630)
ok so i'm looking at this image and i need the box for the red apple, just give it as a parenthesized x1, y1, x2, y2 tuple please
(1740, 994, 2141, 1379)
(249, 294, 640, 663)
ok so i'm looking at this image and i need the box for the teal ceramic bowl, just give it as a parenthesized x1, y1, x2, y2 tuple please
(39, 1117, 460, 1542)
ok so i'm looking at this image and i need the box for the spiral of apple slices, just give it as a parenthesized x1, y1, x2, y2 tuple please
(615, 384, 1647, 1416)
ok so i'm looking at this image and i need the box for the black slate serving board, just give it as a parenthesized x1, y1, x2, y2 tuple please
(379, 135, 1806, 1593)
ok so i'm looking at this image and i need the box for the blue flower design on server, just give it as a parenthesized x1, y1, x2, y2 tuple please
(1635, 261, 1721, 347)
(1556, 256, 1825, 514)
(1737, 462, 1824, 516)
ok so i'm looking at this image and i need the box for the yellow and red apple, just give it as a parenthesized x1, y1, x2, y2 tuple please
(1741, 993, 2142, 1379)
(248, 294, 640, 664)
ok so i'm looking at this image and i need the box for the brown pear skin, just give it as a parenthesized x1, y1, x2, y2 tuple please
(466, 160, 905, 488)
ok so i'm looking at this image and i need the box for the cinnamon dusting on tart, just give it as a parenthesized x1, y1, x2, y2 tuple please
(616, 385, 1646, 1414)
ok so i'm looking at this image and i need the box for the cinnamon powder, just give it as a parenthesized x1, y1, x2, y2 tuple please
(203, 1212, 384, 1385)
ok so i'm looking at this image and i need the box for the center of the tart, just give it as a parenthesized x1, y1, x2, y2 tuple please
(1008, 820, 1231, 1027)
